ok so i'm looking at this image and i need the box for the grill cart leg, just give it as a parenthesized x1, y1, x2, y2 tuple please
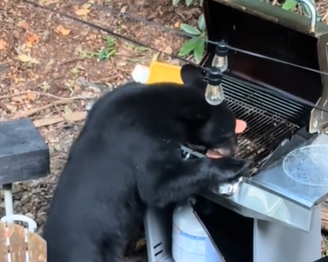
(144, 207, 174, 262)
(253, 205, 321, 262)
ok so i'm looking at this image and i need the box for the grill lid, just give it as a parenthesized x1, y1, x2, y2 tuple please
(202, 0, 328, 133)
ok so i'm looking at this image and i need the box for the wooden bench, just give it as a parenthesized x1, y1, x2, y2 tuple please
(0, 221, 46, 262)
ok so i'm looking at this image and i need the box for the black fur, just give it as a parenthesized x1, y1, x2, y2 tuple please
(43, 64, 250, 262)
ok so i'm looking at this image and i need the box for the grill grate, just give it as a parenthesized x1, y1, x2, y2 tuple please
(223, 78, 311, 175)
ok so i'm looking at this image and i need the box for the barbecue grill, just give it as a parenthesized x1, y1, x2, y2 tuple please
(144, 0, 328, 261)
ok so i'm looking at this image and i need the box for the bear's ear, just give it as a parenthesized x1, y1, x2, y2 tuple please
(180, 64, 206, 91)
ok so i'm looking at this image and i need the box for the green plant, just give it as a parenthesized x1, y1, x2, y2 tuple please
(97, 37, 117, 61)
(281, 0, 321, 20)
(76, 37, 117, 61)
(172, 0, 203, 7)
(178, 14, 206, 63)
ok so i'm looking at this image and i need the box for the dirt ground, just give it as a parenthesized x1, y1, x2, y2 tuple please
(0, 0, 198, 259)
(1, 0, 328, 260)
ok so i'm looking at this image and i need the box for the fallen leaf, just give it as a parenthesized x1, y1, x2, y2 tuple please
(41, 0, 59, 4)
(152, 52, 160, 62)
(14, 78, 26, 83)
(163, 46, 173, 54)
(71, 67, 80, 74)
(17, 20, 29, 30)
(26, 34, 39, 44)
(29, 71, 39, 80)
(17, 54, 40, 64)
(21, 43, 32, 50)
(13, 100, 73, 119)
(41, 81, 51, 91)
(64, 105, 72, 114)
(11, 95, 27, 103)
(0, 101, 10, 113)
(33, 112, 87, 128)
(120, 6, 127, 13)
(5, 104, 17, 113)
(0, 39, 7, 50)
(27, 92, 37, 101)
(55, 25, 71, 36)
(82, 0, 96, 9)
(75, 9, 90, 16)
(17, 54, 31, 62)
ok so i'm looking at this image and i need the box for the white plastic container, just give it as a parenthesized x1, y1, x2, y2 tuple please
(172, 198, 225, 262)
(283, 145, 328, 186)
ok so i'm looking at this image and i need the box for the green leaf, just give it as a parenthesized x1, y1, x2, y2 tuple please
(105, 37, 116, 46)
(178, 38, 199, 56)
(180, 24, 201, 35)
(281, 0, 297, 10)
(152, 52, 160, 62)
(197, 13, 206, 31)
(98, 51, 108, 61)
(300, 3, 310, 17)
(107, 49, 116, 59)
(172, 0, 180, 6)
(300, 1, 318, 18)
(193, 39, 205, 63)
(185, 0, 193, 7)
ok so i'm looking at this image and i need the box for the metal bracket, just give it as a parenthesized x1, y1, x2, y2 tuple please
(295, 0, 317, 32)
(1, 214, 37, 232)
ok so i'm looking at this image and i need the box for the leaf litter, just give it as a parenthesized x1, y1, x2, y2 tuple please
(0, 0, 195, 259)
(1, 0, 328, 259)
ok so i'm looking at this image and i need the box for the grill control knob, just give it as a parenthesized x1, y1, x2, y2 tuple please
(217, 178, 242, 196)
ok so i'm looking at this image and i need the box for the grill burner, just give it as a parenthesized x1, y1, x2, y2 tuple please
(222, 77, 309, 175)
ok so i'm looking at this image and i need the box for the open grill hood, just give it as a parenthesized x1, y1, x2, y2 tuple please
(196, 0, 328, 232)
(201, 0, 328, 134)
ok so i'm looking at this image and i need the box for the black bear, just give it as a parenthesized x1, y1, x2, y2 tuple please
(43, 64, 250, 262)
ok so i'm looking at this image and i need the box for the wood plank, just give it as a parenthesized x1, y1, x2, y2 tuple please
(33, 111, 86, 127)
(7, 223, 26, 262)
(0, 222, 47, 262)
(0, 223, 8, 262)
(28, 229, 46, 262)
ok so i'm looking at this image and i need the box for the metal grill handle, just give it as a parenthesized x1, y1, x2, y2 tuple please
(295, 0, 317, 32)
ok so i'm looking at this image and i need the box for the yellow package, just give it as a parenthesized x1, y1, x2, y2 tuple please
(146, 61, 183, 85)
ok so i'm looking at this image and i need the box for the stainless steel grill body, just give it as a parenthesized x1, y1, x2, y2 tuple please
(145, 1, 328, 262)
